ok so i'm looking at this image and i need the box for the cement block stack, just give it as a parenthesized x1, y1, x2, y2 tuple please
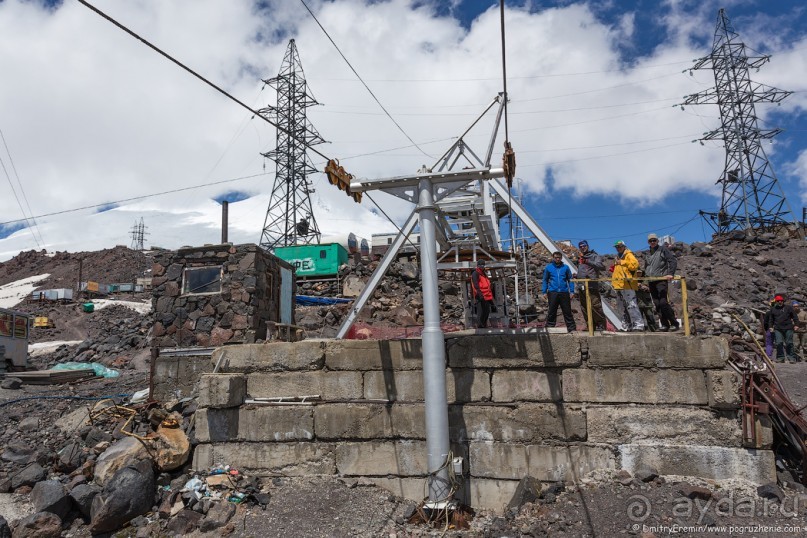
(189, 333, 770, 510)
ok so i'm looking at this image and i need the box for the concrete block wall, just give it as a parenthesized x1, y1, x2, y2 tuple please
(190, 333, 773, 510)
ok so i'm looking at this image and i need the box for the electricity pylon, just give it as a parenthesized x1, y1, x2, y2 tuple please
(129, 217, 148, 251)
(258, 39, 325, 249)
(684, 8, 798, 236)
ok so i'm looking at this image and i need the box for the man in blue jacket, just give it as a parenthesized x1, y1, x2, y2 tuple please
(542, 251, 576, 331)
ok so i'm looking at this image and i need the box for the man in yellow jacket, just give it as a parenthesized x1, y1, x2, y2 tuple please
(611, 240, 645, 331)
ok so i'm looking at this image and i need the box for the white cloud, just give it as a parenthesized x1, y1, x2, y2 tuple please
(0, 0, 804, 261)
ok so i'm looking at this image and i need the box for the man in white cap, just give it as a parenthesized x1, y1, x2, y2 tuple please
(643, 233, 679, 331)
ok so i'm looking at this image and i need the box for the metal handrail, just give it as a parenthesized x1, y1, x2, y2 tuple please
(571, 276, 690, 336)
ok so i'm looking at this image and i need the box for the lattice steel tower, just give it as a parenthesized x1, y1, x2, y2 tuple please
(129, 217, 148, 250)
(258, 39, 325, 249)
(684, 8, 797, 235)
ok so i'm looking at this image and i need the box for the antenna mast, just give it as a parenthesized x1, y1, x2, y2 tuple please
(684, 8, 797, 236)
(258, 39, 325, 249)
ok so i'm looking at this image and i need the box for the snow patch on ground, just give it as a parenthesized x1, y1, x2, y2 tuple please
(91, 298, 152, 315)
(28, 340, 84, 357)
(0, 274, 51, 308)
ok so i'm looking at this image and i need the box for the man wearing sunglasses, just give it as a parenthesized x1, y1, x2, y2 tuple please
(643, 233, 680, 332)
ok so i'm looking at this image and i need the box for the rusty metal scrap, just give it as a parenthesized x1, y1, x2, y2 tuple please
(729, 313, 807, 484)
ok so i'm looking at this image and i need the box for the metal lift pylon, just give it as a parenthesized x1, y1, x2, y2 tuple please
(335, 95, 624, 340)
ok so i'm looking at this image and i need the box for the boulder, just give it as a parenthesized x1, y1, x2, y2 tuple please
(18, 417, 39, 433)
(0, 377, 22, 390)
(199, 500, 236, 532)
(757, 483, 784, 503)
(0, 516, 9, 538)
(30, 480, 71, 520)
(165, 509, 203, 535)
(634, 466, 659, 483)
(70, 483, 102, 518)
(56, 442, 85, 473)
(90, 459, 155, 534)
(11, 463, 47, 489)
(11, 512, 61, 538)
(153, 424, 190, 471)
(93, 436, 149, 485)
(1, 442, 34, 465)
(507, 476, 542, 512)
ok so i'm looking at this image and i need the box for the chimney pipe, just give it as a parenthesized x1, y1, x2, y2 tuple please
(221, 201, 229, 244)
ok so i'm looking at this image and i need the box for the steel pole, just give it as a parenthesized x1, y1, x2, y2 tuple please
(417, 178, 452, 502)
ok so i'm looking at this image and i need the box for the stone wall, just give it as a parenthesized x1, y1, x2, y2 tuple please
(188, 333, 773, 510)
(150, 244, 294, 348)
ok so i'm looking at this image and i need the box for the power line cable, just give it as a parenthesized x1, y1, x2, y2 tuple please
(0, 150, 42, 248)
(0, 129, 45, 247)
(0, 172, 269, 227)
(309, 59, 695, 82)
(298, 0, 434, 160)
(75, 0, 331, 162)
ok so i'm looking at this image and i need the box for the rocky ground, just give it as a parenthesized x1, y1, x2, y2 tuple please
(1, 233, 807, 536)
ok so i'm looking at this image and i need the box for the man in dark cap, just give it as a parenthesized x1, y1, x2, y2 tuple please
(765, 295, 799, 362)
(471, 259, 494, 328)
(576, 240, 607, 331)
(643, 232, 679, 331)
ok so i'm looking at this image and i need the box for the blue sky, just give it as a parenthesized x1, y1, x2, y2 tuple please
(0, 0, 806, 259)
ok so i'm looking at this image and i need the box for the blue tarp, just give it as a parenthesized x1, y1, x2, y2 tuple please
(296, 295, 352, 306)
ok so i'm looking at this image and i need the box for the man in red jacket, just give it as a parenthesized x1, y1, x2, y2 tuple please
(471, 260, 494, 328)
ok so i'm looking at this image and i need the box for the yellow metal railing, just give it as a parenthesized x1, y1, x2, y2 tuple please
(571, 276, 690, 337)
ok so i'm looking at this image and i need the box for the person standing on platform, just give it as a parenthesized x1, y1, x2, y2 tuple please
(611, 240, 644, 331)
(643, 233, 680, 331)
(576, 240, 607, 331)
(471, 260, 494, 328)
(542, 251, 577, 332)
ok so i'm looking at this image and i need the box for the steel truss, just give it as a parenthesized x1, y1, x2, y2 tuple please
(129, 217, 148, 251)
(335, 95, 625, 339)
(259, 39, 325, 249)
(684, 9, 797, 235)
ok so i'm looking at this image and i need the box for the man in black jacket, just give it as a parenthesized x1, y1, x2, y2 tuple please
(644, 233, 679, 331)
(765, 295, 800, 362)
(576, 240, 607, 331)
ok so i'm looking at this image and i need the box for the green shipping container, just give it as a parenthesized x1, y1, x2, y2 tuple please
(273, 243, 348, 278)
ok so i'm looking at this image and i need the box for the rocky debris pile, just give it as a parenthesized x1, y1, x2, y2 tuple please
(441, 468, 807, 537)
(293, 258, 466, 336)
(14, 301, 153, 371)
(0, 395, 211, 535)
(0, 245, 151, 291)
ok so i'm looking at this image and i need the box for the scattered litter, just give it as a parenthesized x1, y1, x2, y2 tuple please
(53, 362, 120, 378)
(171, 465, 269, 510)
(129, 388, 150, 404)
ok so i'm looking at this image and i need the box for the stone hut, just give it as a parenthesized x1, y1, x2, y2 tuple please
(151, 244, 295, 348)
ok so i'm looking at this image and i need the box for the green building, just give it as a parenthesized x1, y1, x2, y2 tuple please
(273, 243, 348, 278)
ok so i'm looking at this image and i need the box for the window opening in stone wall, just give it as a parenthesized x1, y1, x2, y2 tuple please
(182, 266, 222, 294)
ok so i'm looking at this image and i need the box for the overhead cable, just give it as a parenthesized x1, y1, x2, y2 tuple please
(0, 133, 43, 247)
(298, 0, 434, 160)
(75, 0, 330, 162)
(0, 172, 269, 227)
